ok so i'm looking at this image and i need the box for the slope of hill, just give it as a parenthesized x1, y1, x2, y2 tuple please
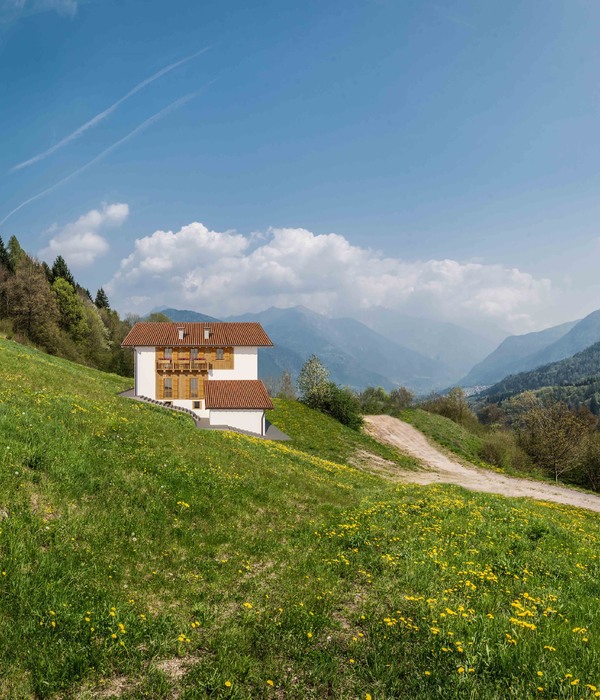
(460, 319, 578, 387)
(481, 340, 600, 405)
(356, 307, 505, 382)
(1, 339, 600, 698)
(229, 306, 449, 392)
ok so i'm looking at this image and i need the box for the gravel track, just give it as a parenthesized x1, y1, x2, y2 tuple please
(364, 414, 600, 513)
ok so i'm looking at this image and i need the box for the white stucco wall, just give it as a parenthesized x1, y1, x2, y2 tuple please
(135, 347, 156, 398)
(210, 347, 258, 380)
(171, 399, 209, 418)
(209, 409, 265, 434)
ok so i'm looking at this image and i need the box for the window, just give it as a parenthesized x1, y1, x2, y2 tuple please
(190, 348, 199, 360)
(216, 348, 224, 361)
(190, 377, 199, 398)
(164, 378, 173, 398)
(193, 401, 201, 409)
(164, 348, 173, 360)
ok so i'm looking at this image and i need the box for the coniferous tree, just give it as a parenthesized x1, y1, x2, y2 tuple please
(7, 236, 26, 271)
(51, 255, 76, 287)
(52, 278, 89, 342)
(41, 261, 53, 283)
(94, 287, 110, 310)
(0, 235, 12, 271)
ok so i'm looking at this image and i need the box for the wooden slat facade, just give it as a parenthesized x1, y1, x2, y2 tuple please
(155, 346, 234, 400)
(155, 347, 234, 371)
(156, 373, 205, 400)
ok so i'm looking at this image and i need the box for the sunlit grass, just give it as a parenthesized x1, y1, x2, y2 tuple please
(0, 339, 599, 698)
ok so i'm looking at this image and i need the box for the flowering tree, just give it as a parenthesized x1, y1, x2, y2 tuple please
(297, 355, 330, 408)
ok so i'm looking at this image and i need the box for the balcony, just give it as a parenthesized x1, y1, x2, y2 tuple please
(156, 359, 210, 372)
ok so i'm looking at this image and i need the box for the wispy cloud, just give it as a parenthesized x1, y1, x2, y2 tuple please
(1, 0, 79, 24)
(0, 90, 203, 227)
(11, 46, 210, 171)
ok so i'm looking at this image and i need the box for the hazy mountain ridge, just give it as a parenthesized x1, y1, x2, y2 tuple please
(460, 308, 600, 389)
(161, 306, 456, 392)
(229, 306, 449, 392)
(355, 308, 504, 381)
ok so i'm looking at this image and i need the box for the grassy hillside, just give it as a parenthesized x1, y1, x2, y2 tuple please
(400, 408, 487, 465)
(1, 340, 600, 698)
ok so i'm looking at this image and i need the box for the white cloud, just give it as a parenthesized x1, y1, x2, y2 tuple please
(40, 202, 129, 267)
(107, 223, 551, 331)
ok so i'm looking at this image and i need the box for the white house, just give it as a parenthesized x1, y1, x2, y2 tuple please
(121, 322, 274, 435)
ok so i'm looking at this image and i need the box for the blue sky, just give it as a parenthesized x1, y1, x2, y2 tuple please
(1, 0, 599, 332)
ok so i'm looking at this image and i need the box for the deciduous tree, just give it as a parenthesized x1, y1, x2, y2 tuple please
(297, 355, 330, 408)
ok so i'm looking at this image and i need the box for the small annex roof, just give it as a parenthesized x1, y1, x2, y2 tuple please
(204, 380, 274, 410)
(121, 322, 273, 347)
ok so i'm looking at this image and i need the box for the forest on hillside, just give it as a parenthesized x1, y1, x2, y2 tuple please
(0, 234, 136, 377)
(482, 341, 600, 409)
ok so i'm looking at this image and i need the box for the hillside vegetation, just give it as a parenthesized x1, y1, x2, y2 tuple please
(1, 340, 600, 698)
(482, 341, 600, 410)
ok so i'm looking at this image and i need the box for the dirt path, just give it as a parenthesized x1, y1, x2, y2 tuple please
(364, 414, 600, 514)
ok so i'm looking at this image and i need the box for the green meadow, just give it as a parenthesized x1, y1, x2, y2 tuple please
(0, 338, 599, 699)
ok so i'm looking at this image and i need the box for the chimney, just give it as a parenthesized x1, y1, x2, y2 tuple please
(203, 326, 210, 341)
(177, 327, 185, 341)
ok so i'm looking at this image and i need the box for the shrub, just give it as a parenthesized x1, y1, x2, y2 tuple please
(479, 430, 531, 472)
(358, 386, 389, 414)
(320, 383, 364, 431)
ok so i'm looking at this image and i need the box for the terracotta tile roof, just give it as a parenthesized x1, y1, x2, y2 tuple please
(121, 322, 273, 347)
(204, 380, 274, 410)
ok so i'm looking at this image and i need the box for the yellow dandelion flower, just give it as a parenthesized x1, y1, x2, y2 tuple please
(225, 680, 232, 687)
(266, 680, 274, 686)
(457, 667, 465, 674)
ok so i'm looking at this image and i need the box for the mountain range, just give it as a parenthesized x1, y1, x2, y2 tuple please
(480, 342, 600, 402)
(158, 305, 600, 396)
(460, 309, 600, 387)
(159, 306, 496, 392)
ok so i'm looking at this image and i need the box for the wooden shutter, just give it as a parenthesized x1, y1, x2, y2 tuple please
(156, 374, 163, 399)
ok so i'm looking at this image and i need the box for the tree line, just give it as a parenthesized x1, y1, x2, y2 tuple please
(0, 235, 134, 377)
